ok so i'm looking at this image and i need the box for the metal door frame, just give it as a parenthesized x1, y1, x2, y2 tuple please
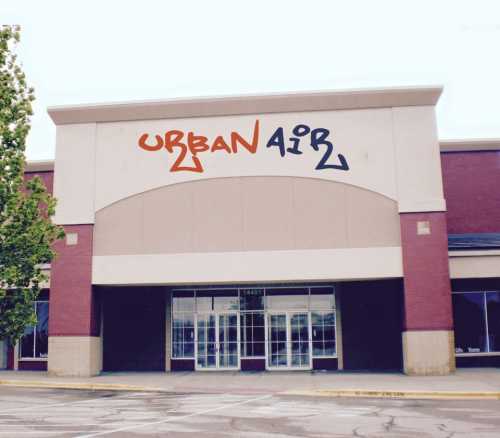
(265, 311, 312, 371)
(195, 311, 240, 371)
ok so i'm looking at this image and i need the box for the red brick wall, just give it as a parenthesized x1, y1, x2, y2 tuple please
(48, 224, 99, 336)
(441, 151, 500, 234)
(400, 212, 453, 331)
(24, 171, 54, 195)
(7, 346, 14, 370)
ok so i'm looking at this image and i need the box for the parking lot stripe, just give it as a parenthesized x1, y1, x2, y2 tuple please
(76, 393, 273, 438)
(0, 395, 122, 416)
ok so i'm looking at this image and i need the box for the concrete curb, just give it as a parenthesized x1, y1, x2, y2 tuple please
(0, 380, 166, 393)
(1, 379, 500, 400)
(283, 389, 500, 400)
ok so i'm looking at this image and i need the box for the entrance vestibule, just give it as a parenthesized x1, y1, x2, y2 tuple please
(171, 286, 337, 372)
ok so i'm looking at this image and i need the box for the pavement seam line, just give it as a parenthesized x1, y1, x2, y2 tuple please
(0, 392, 141, 416)
(75, 394, 273, 438)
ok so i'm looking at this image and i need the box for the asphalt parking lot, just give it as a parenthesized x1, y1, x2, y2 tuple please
(1, 387, 500, 437)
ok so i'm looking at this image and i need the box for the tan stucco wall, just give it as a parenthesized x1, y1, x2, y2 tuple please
(53, 123, 96, 225)
(402, 330, 455, 376)
(51, 89, 446, 226)
(48, 336, 102, 377)
(94, 177, 400, 256)
(449, 252, 500, 279)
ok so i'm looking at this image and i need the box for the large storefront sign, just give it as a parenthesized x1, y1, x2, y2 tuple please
(94, 109, 397, 211)
(138, 120, 349, 174)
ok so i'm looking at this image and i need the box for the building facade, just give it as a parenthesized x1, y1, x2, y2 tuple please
(1, 86, 499, 376)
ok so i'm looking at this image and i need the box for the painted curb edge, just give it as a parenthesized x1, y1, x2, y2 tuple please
(283, 389, 500, 400)
(1, 380, 500, 400)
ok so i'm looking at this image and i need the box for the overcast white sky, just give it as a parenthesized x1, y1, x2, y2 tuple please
(3, 0, 500, 160)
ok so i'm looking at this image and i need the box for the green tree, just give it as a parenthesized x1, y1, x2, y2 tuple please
(0, 25, 64, 345)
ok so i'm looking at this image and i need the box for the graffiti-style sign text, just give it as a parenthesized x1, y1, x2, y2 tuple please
(138, 120, 260, 173)
(138, 120, 349, 173)
(266, 124, 349, 171)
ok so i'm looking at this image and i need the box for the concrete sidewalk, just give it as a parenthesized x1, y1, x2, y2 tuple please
(1, 368, 500, 399)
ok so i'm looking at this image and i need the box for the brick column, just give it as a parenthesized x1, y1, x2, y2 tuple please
(400, 212, 455, 375)
(48, 224, 101, 376)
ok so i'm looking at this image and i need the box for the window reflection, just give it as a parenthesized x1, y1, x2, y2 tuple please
(19, 300, 49, 359)
(452, 291, 500, 354)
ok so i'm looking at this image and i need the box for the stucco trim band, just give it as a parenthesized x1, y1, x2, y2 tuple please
(92, 247, 403, 285)
(48, 86, 442, 125)
(449, 254, 500, 279)
(440, 139, 500, 152)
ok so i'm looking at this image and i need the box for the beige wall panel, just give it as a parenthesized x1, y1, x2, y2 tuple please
(48, 336, 102, 377)
(346, 185, 401, 247)
(93, 195, 144, 256)
(449, 254, 500, 279)
(392, 106, 446, 212)
(402, 330, 455, 376)
(142, 183, 195, 254)
(192, 178, 244, 252)
(242, 178, 294, 251)
(92, 246, 403, 285)
(94, 178, 400, 256)
(292, 178, 348, 249)
(53, 123, 97, 224)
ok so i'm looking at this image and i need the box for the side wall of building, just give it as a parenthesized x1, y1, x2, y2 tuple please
(441, 150, 500, 234)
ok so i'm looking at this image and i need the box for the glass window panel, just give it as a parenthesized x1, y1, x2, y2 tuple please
(213, 290, 239, 311)
(310, 288, 335, 310)
(300, 342, 309, 354)
(452, 292, 488, 353)
(184, 314, 194, 327)
(324, 325, 335, 341)
(172, 314, 194, 358)
(311, 312, 323, 326)
(241, 309, 266, 358)
(254, 342, 265, 356)
(183, 327, 194, 342)
(240, 289, 264, 311)
(313, 341, 323, 356)
(196, 296, 212, 312)
(184, 342, 194, 357)
(172, 291, 195, 312)
(312, 311, 336, 357)
(312, 325, 324, 342)
(173, 343, 182, 357)
(324, 340, 336, 355)
(486, 292, 500, 352)
(266, 288, 308, 310)
(299, 325, 308, 341)
(252, 313, 264, 326)
(20, 328, 34, 358)
(35, 302, 49, 358)
(323, 313, 335, 325)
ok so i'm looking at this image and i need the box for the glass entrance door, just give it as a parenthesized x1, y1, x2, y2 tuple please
(196, 313, 239, 370)
(267, 312, 311, 370)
